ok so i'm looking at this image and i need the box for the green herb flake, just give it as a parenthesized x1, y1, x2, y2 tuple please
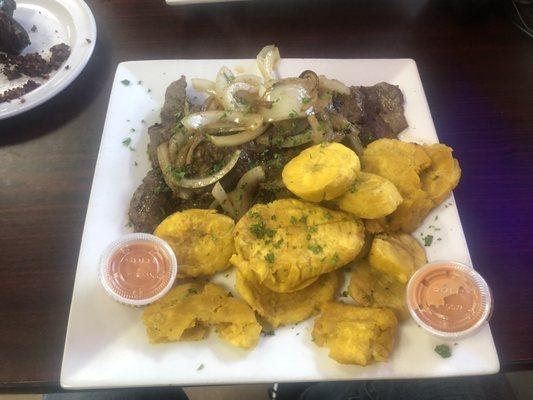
(122, 137, 132, 147)
(120, 79, 130, 86)
(166, 165, 186, 182)
(299, 215, 308, 225)
(290, 216, 298, 225)
(188, 288, 198, 294)
(341, 290, 348, 297)
(308, 244, 323, 254)
(264, 251, 275, 263)
(271, 215, 277, 221)
(332, 252, 340, 266)
(196, 363, 205, 371)
(153, 184, 171, 194)
(324, 212, 333, 220)
(434, 344, 452, 358)
(249, 221, 276, 239)
(308, 226, 318, 235)
(302, 97, 311, 104)
(261, 330, 275, 336)
(423, 234, 434, 247)
(125, 220, 133, 228)
(210, 160, 225, 174)
(288, 110, 298, 118)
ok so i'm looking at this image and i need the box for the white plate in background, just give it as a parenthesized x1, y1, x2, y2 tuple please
(0, 0, 96, 119)
(61, 58, 499, 389)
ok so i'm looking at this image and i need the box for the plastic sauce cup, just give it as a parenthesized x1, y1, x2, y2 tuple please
(406, 261, 493, 340)
(99, 233, 177, 306)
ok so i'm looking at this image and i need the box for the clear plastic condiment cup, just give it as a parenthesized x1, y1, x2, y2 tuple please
(406, 260, 493, 340)
(99, 233, 177, 306)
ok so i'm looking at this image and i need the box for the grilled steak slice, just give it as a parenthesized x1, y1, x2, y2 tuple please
(148, 123, 171, 168)
(160, 75, 187, 126)
(359, 82, 408, 144)
(333, 82, 407, 145)
(332, 86, 365, 124)
(128, 169, 177, 233)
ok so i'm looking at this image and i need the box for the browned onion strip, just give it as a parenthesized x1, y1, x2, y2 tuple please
(185, 131, 205, 165)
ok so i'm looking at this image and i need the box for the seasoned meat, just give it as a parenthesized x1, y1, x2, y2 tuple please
(160, 76, 187, 126)
(147, 76, 188, 168)
(333, 87, 365, 124)
(148, 123, 171, 168)
(333, 82, 407, 145)
(359, 82, 408, 144)
(128, 169, 178, 233)
(0, 8, 30, 54)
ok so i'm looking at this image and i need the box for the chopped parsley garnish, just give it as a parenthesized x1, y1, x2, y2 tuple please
(122, 137, 132, 147)
(349, 183, 359, 193)
(219, 111, 228, 121)
(261, 330, 275, 336)
(308, 244, 323, 254)
(120, 79, 130, 86)
(288, 110, 298, 118)
(341, 290, 348, 297)
(153, 184, 171, 194)
(188, 288, 198, 294)
(423, 234, 434, 247)
(299, 215, 308, 225)
(332, 253, 340, 266)
(196, 363, 205, 371)
(434, 344, 452, 358)
(290, 216, 298, 225)
(308, 226, 318, 234)
(273, 239, 284, 249)
(249, 221, 276, 239)
(270, 215, 277, 221)
(324, 212, 333, 220)
(166, 165, 186, 182)
(302, 97, 311, 104)
(210, 160, 225, 174)
(264, 251, 275, 263)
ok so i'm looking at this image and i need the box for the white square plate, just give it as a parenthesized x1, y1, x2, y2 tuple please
(61, 58, 499, 389)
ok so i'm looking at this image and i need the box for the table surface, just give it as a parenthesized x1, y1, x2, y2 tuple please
(0, 0, 532, 392)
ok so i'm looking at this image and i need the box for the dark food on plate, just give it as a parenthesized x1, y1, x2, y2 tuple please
(0, 0, 30, 54)
(0, 78, 38, 103)
(332, 82, 408, 145)
(130, 46, 463, 366)
(1, 43, 71, 80)
(129, 46, 410, 233)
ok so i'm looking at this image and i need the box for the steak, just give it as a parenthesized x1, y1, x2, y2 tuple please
(160, 75, 187, 126)
(333, 82, 407, 145)
(128, 169, 177, 233)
